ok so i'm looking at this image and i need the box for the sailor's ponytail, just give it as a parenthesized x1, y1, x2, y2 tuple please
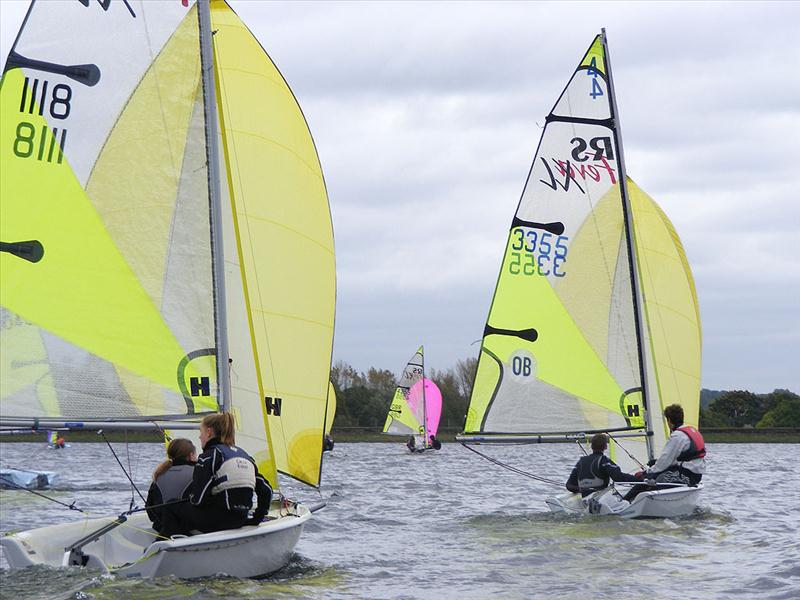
(152, 438, 196, 480)
(202, 412, 236, 446)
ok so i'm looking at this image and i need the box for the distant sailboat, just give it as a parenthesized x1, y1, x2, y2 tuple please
(0, 0, 335, 576)
(383, 347, 443, 452)
(46, 430, 68, 449)
(458, 30, 703, 518)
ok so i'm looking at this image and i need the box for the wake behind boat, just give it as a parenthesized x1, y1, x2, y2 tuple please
(457, 31, 704, 518)
(1, 0, 336, 577)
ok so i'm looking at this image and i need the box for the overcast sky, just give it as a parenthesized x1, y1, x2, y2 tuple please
(2, 1, 798, 393)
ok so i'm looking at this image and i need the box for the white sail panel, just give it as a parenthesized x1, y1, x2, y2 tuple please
(1, 1, 219, 421)
(8, 0, 194, 185)
(464, 35, 644, 436)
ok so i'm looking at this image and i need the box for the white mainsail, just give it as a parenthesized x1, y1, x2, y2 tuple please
(0, 0, 336, 489)
(459, 32, 701, 473)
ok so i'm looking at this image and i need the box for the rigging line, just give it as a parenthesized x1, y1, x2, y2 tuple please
(607, 433, 645, 469)
(0, 475, 85, 513)
(576, 440, 588, 456)
(98, 430, 147, 505)
(460, 443, 563, 487)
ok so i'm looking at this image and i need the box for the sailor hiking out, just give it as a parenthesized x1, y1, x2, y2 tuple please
(565, 433, 639, 496)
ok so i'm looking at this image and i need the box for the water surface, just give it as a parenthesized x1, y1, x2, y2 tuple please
(1, 442, 797, 599)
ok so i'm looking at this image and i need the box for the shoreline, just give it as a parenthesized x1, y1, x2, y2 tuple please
(1, 428, 798, 444)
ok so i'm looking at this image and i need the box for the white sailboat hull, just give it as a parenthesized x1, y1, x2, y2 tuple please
(0, 503, 310, 579)
(545, 484, 703, 519)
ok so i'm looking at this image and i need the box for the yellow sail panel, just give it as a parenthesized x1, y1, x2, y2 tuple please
(0, 68, 208, 412)
(552, 185, 644, 430)
(211, 1, 335, 487)
(383, 387, 423, 436)
(579, 35, 606, 75)
(465, 230, 627, 433)
(325, 382, 336, 435)
(85, 6, 217, 415)
(0, 312, 58, 417)
(630, 180, 702, 427)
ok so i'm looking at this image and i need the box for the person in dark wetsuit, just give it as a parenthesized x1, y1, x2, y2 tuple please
(565, 433, 639, 496)
(165, 413, 273, 536)
(146, 438, 196, 536)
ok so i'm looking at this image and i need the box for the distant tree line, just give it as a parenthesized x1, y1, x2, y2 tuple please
(699, 389, 800, 428)
(329, 358, 476, 430)
(329, 359, 799, 430)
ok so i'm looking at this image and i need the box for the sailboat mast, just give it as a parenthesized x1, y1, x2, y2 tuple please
(601, 29, 655, 462)
(198, 0, 232, 413)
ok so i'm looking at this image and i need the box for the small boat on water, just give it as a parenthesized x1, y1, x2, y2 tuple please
(382, 347, 443, 453)
(46, 431, 70, 449)
(0, 468, 59, 490)
(457, 31, 703, 518)
(0, 0, 336, 578)
(546, 482, 703, 519)
(1, 501, 312, 578)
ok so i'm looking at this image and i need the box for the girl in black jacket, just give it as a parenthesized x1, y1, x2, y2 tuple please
(166, 413, 273, 535)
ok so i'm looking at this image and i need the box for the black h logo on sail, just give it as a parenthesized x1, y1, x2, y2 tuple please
(265, 396, 282, 416)
(627, 405, 640, 417)
(190, 377, 210, 397)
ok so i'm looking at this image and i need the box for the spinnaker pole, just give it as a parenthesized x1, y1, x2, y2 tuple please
(198, 0, 232, 413)
(601, 28, 655, 462)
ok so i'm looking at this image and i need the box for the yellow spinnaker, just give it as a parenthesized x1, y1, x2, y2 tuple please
(211, 1, 335, 487)
(630, 180, 702, 428)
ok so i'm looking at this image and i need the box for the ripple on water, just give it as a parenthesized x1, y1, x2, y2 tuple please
(1, 442, 799, 599)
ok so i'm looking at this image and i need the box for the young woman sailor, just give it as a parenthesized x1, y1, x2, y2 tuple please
(166, 413, 273, 535)
(145, 438, 196, 536)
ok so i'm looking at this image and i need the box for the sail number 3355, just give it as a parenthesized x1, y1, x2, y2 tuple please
(509, 229, 568, 277)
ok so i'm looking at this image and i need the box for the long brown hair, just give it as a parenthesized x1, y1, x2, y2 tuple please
(202, 412, 236, 446)
(152, 438, 196, 481)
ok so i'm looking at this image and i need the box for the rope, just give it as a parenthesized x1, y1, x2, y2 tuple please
(98, 430, 146, 505)
(460, 443, 564, 487)
(0, 474, 85, 513)
(607, 433, 646, 469)
(576, 440, 589, 456)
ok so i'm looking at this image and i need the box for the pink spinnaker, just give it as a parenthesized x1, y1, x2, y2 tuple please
(407, 378, 442, 440)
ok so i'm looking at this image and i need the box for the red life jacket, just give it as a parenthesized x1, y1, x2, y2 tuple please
(676, 425, 706, 461)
